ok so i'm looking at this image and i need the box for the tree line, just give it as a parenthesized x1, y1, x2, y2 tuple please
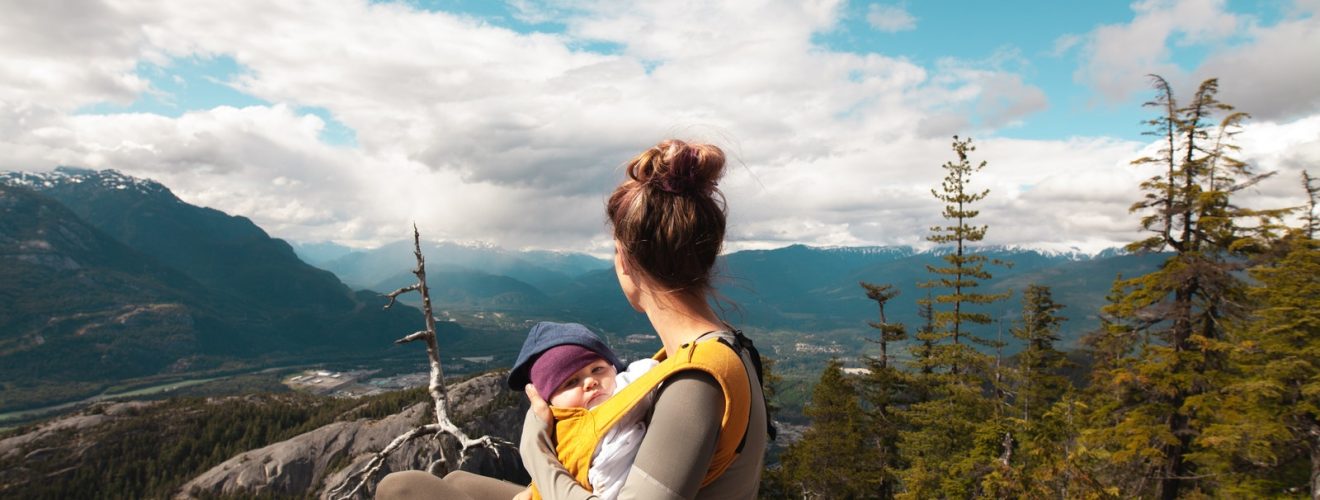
(764, 75, 1320, 499)
(0, 386, 432, 499)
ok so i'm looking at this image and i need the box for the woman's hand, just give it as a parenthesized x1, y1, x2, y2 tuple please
(525, 384, 552, 428)
(512, 486, 533, 500)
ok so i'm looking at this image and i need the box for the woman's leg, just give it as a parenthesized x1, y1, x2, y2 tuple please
(443, 470, 526, 498)
(375, 469, 525, 500)
(376, 470, 462, 500)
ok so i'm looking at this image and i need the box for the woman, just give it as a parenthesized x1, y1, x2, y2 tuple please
(377, 139, 769, 499)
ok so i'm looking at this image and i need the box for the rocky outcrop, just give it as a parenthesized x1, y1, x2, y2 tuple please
(176, 372, 529, 499)
(0, 401, 158, 461)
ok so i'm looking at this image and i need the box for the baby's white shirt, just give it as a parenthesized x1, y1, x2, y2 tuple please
(586, 358, 660, 500)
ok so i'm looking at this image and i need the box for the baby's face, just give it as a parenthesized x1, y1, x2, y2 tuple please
(548, 358, 618, 408)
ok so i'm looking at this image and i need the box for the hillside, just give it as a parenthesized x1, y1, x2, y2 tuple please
(0, 185, 241, 409)
(0, 372, 527, 499)
(0, 169, 430, 412)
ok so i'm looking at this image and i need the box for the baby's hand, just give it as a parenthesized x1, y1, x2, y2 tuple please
(525, 384, 552, 429)
(513, 486, 533, 500)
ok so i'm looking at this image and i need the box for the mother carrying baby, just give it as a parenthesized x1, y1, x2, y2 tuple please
(377, 139, 772, 500)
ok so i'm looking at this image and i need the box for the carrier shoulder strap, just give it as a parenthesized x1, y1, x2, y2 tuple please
(543, 336, 752, 491)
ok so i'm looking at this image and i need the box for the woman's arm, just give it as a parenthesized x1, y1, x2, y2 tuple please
(618, 371, 723, 500)
(519, 406, 598, 500)
(519, 372, 725, 500)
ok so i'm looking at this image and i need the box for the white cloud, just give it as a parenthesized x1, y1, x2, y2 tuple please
(0, 1, 151, 110)
(1067, 0, 1320, 121)
(1050, 34, 1082, 56)
(0, 0, 1316, 257)
(1194, 15, 1320, 121)
(1070, 0, 1245, 103)
(931, 48, 1049, 130)
(866, 3, 917, 33)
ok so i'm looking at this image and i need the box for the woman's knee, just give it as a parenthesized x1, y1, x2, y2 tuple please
(375, 470, 449, 499)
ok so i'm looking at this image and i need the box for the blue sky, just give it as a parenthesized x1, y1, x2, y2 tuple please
(77, 56, 360, 147)
(72, 1, 1301, 145)
(819, 2, 1139, 138)
(5, 0, 1318, 252)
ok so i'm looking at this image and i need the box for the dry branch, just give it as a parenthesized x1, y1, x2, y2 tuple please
(395, 331, 429, 345)
(329, 225, 514, 499)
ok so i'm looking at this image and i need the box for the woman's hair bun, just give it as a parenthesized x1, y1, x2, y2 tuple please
(608, 138, 729, 293)
(626, 139, 725, 196)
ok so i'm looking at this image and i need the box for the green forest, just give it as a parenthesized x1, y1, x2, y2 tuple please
(0, 387, 432, 500)
(763, 76, 1320, 499)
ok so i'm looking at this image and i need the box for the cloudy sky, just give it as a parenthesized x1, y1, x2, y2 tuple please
(2, 0, 1318, 255)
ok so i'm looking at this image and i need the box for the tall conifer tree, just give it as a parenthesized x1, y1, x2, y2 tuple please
(1083, 76, 1276, 499)
(1195, 175, 1317, 496)
(773, 359, 882, 498)
(1011, 284, 1072, 423)
(861, 282, 907, 369)
(899, 136, 1009, 498)
(1197, 233, 1319, 497)
(860, 281, 911, 498)
(981, 284, 1076, 497)
(911, 290, 938, 378)
(917, 136, 1011, 375)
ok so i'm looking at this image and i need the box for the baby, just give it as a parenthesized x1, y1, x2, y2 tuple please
(507, 322, 658, 500)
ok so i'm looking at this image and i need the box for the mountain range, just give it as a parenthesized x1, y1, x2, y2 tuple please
(0, 168, 435, 412)
(1, 167, 1164, 413)
(307, 219, 1163, 347)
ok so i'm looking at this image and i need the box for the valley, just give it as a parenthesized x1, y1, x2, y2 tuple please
(1, 167, 1160, 426)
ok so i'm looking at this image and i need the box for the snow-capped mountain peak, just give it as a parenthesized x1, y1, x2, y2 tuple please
(0, 167, 172, 198)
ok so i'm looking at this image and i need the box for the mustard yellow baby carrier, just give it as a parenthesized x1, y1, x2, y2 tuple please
(529, 334, 754, 499)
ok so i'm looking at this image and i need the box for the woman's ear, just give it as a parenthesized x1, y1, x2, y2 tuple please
(613, 240, 631, 275)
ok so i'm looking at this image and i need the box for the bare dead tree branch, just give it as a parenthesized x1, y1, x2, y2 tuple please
(394, 331, 429, 345)
(330, 224, 514, 500)
(329, 424, 442, 498)
(383, 283, 421, 308)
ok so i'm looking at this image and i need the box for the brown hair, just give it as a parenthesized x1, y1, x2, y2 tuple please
(606, 139, 727, 294)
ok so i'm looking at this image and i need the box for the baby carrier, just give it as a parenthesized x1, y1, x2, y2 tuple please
(529, 330, 772, 499)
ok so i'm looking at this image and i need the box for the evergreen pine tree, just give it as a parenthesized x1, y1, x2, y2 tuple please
(860, 281, 911, 498)
(773, 359, 882, 498)
(899, 136, 1010, 498)
(917, 136, 1012, 375)
(982, 284, 1076, 496)
(1012, 284, 1072, 423)
(1195, 175, 1318, 496)
(911, 290, 938, 378)
(1082, 76, 1278, 499)
(1303, 171, 1318, 239)
(861, 282, 907, 369)
(1196, 234, 1319, 497)
(1072, 275, 1151, 494)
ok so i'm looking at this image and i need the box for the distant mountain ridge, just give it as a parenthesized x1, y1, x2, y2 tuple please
(0, 167, 1163, 412)
(5, 167, 353, 311)
(318, 239, 610, 295)
(317, 239, 1161, 347)
(2, 167, 173, 196)
(710, 243, 1160, 343)
(0, 168, 429, 412)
